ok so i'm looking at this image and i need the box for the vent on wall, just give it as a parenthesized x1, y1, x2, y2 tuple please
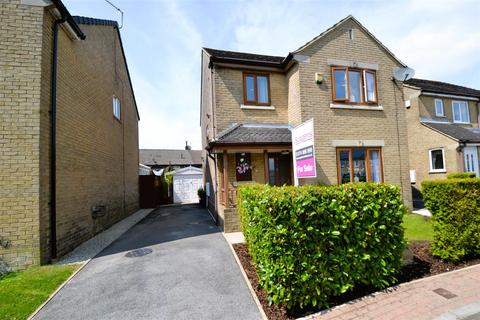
(348, 29, 354, 40)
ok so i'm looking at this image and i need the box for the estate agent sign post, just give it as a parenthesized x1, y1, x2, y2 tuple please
(292, 119, 317, 185)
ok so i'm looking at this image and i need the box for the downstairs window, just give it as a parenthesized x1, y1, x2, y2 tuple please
(337, 147, 383, 183)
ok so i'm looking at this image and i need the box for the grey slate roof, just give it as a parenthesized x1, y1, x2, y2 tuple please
(140, 149, 202, 166)
(73, 16, 118, 27)
(405, 78, 480, 98)
(208, 124, 292, 148)
(421, 122, 480, 143)
(204, 48, 285, 64)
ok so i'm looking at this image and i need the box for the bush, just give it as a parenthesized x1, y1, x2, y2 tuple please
(447, 172, 476, 179)
(197, 188, 206, 207)
(238, 183, 406, 309)
(422, 178, 480, 261)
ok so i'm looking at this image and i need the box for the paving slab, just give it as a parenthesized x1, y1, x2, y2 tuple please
(304, 264, 480, 320)
(33, 205, 261, 320)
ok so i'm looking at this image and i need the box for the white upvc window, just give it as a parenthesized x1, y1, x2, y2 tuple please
(429, 148, 446, 173)
(452, 100, 469, 123)
(434, 98, 444, 117)
(113, 96, 121, 120)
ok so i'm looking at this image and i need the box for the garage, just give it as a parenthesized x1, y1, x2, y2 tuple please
(172, 166, 203, 204)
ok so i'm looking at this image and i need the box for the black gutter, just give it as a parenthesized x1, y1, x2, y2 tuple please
(49, 18, 64, 260)
(51, 0, 86, 40)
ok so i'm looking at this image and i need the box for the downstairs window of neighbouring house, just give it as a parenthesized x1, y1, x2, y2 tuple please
(429, 148, 445, 172)
(331, 66, 377, 104)
(337, 147, 383, 183)
(243, 73, 270, 105)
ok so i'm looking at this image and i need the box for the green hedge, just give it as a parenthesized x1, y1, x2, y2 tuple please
(447, 172, 476, 179)
(238, 183, 406, 309)
(422, 178, 480, 261)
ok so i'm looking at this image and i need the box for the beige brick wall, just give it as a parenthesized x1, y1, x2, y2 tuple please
(295, 19, 412, 207)
(417, 95, 478, 127)
(1, 4, 139, 269)
(0, 0, 44, 269)
(287, 64, 301, 126)
(47, 17, 139, 258)
(404, 87, 461, 188)
(214, 68, 289, 134)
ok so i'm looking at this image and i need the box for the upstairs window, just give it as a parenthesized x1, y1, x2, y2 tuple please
(113, 96, 121, 120)
(243, 73, 270, 105)
(331, 66, 377, 104)
(434, 99, 444, 117)
(452, 101, 469, 123)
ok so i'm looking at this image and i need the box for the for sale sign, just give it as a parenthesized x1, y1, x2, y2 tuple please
(292, 119, 316, 179)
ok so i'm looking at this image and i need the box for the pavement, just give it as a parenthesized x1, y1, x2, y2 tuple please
(33, 204, 261, 320)
(306, 264, 480, 320)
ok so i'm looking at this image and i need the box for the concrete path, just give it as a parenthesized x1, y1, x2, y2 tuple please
(307, 264, 480, 320)
(33, 205, 261, 320)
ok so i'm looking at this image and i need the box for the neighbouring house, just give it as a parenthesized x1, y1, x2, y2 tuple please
(0, 0, 139, 269)
(403, 78, 480, 207)
(139, 147, 202, 172)
(201, 15, 412, 232)
(139, 148, 203, 206)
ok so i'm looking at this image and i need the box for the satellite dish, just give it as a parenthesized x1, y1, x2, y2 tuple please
(393, 67, 415, 81)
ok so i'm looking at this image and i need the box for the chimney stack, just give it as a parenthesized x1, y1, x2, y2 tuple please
(185, 140, 191, 150)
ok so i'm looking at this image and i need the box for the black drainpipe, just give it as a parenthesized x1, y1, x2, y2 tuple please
(49, 18, 65, 261)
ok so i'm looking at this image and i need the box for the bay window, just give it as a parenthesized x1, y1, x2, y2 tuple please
(337, 147, 383, 183)
(331, 66, 377, 104)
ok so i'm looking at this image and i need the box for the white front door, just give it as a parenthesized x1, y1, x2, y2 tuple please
(464, 146, 479, 177)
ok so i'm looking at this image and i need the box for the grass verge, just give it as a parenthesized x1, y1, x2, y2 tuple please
(0, 264, 79, 320)
(403, 213, 433, 242)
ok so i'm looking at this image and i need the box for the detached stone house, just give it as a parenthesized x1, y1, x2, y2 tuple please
(200, 15, 412, 232)
(0, 0, 139, 269)
(403, 78, 480, 206)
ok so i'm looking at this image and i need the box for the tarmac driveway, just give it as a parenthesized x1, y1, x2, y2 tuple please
(34, 205, 261, 320)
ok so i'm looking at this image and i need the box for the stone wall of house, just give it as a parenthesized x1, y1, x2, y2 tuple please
(294, 19, 412, 207)
(404, 87, 461, 189)
(213, 68, 289, 134)
(42, 17, 140, 258)
(0, 0, 45, 269)
(417, 95, 478, 127)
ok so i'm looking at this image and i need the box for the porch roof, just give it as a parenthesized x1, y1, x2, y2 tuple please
(421, 121, 480, 143)
(207, 124, 292, 149)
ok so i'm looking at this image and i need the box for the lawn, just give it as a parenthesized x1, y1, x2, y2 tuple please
(403, 213, 433, 242)
(0, 264, 79, 320)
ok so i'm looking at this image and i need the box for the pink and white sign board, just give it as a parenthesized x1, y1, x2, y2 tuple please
(292, 119, 316, 179)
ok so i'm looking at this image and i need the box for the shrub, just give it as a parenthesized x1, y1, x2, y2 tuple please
(197, 188, 206, 207)
(447, 172, 476, 179)
(422, 178, 480, 261)
(238, 183, 406, 309)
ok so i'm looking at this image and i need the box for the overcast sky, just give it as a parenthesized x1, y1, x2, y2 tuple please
(63, 0, 480, 150)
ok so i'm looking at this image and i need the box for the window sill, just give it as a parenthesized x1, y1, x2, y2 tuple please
(429, 170, 446, 174)
(330, 103, 383, 111)
(453, 121, 471, 124)
(240, 104, 275, 110)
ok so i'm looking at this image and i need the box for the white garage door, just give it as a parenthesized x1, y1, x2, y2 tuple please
(173, 174, 202, 204)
